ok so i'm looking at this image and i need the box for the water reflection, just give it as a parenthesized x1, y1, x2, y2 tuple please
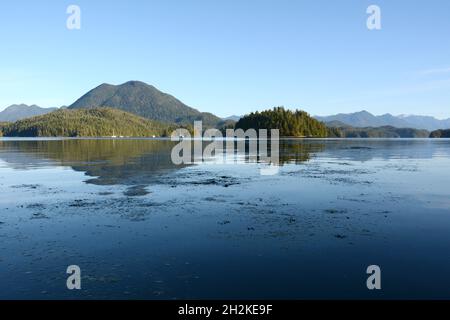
(0, 138, 449, 186)
(1, 138, 450, 299)
(0, 139, 181, 185)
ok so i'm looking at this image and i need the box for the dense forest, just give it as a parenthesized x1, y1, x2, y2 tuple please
(235, 107, 328, 137)
(69, 81, 223, 127)
(430, 129, 450, 138)
(0, 122, 8, 137)
(0, 108, 175, 137)
(0, 104, 445, 139)
(233, 108, 431, 138)
(328, 126, 430, 138)
(0, 80, 446, 139)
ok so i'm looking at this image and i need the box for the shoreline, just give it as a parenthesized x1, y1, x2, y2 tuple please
(1, 136, 450, 141)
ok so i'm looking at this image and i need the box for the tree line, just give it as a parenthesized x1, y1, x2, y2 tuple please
(235, 107, 328, 137)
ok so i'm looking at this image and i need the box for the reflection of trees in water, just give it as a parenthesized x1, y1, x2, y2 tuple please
(279, 140, 325, 164)
(0, 139, 322, 185)
(224, 140, 323, 165)
(1, 138, 449, 185)
(68, 140, 184, 185)
(0, 139, 175, 166)
(0, 139, 183, 185)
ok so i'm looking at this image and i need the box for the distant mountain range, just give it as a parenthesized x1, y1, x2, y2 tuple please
(223, 115, 241, 122)
(315, 111, 450, 131)
(68, 81, 223, 127)
(0, 104, 57, 122)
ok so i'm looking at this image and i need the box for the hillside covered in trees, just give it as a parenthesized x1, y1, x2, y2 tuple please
(235, 107, 328, 137)
(0, 122, 9, 137)
(69, 81, 223, 127)
(0, 102, 441, 139)
(430, 129, 450, 138)
(328, 125, 430, 138)
(0, 108, 175, 137)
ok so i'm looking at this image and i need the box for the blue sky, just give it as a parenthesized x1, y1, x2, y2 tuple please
(1, 0, 449, 118)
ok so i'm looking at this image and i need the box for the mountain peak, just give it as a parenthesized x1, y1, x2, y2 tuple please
(122, 80, 149, 87)
(6, 103, 39, 110)
(69, 81, 222, 126)
(0, 104, 57, 122)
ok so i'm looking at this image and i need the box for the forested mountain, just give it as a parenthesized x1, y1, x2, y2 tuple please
(0, 104, 57, 122)
(69, 81, 222, 127)
(0, 108, 174, 137)
(430, 129, 450, 138)
(1, 81, 447, 139)
(235, 107, 328, 137)
(328, 125, 429, 138)
(0, 122, 9, 137)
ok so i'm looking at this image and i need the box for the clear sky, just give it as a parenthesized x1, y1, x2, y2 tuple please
(1, 0, 450, 118)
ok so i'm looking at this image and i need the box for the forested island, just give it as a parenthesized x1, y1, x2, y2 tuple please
(0, 108, 174, 137)
(1, 81, 449, 139)
(0, 106, 443, 139)
(430, 129, 450, 138)
(235, 107, 328, 137)
(234, 107, 431, 138)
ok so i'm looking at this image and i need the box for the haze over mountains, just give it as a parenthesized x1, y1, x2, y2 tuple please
(315, 111, 450, 131)
(0, 104, 57, 122)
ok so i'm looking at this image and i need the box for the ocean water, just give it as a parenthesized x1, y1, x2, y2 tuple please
(0, 138, 449, 299)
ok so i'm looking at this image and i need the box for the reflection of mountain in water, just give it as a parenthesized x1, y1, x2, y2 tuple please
(0, 139, 323, 183)
(1, 138, 449, 186)
(0, 139, 182, 185)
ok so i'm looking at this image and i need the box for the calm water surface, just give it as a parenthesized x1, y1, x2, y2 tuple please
(0, 138, 449, 299)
